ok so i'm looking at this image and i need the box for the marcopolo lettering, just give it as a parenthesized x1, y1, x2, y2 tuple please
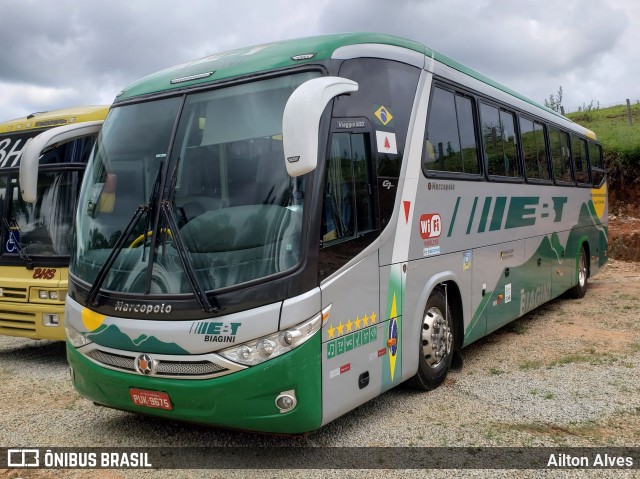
(114, 301, 172, 314)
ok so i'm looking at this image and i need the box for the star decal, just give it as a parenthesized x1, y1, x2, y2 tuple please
(346, 319, 353, 332)
(336, 321, 345, 336)
(362, 314, 369, 326)
(327, 324, 336, 339)
(370, 311, 377, 324)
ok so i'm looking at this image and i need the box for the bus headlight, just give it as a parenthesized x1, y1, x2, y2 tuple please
(218, 306, 327, 366)
(65, 323, 93, 348)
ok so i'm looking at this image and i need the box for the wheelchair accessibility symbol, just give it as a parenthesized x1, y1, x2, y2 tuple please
(5, 231, 19, 253)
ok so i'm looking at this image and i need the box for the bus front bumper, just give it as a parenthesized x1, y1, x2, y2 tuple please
(66, 333, 322, 433)
(0, 302, 65, 341)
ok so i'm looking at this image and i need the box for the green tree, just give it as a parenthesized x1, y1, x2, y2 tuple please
(544, 86, 563, 113)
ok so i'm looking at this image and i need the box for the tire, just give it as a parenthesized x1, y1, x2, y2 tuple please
(569, 245, 588, 299)
(409, 286, 455, 391)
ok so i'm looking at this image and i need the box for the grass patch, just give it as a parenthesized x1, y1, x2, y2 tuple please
(567, 103, 640, 155)
(544, 392, 555, 400)
(488, 367, 506, 375)
(519, 360, 543, 370)
(629, 342, 640, 353)
(567, 103, 640, 195)
(507, 322, 529, 335)
(617, 293, 638, 301)
(547, 351, 616, 368)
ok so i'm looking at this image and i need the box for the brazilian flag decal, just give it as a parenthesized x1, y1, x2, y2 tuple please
(382, 264, 403, 390)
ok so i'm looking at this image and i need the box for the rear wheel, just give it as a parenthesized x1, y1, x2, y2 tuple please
(569, 245, 588, 299)
(410, 286, 454, 391)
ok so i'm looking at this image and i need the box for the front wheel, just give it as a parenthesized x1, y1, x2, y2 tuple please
(409, 286, 454, 391)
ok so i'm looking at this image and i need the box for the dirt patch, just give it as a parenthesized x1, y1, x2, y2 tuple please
(475, 258, 640, 370)
(556, 322, 631, 350)
(608, 195, 640, 262)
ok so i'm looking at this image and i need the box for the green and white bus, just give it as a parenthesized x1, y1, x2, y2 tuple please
(23, 33, 607, 433)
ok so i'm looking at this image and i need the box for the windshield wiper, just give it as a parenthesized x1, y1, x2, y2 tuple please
(85, 160, 222, 313)
(2, 219, 34, 270)
(160, 200, 222, 313)
(86, 162, 166, 307)
(86, 204, 148, 307)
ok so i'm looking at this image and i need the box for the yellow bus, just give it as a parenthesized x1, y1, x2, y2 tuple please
(0, 105, 108, 340)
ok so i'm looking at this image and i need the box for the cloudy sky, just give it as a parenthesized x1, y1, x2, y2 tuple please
(1, 0, 637, 122)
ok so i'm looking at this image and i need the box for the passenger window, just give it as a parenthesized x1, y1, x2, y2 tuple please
(423, 87, 479, 175)
(480, 103, 521, 178)
(322, 132, 374, 244)
(549, 128, 573, 183)
(520, 118, 550, 181)
(572, 136, 590, 185)
(589, 142, 605, 186)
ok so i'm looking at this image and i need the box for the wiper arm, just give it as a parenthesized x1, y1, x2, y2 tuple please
(86, 204, 148, 307)
(2, 219, 34, 270)
(161, 200, 222, 313)
(87, 161, 165, 307)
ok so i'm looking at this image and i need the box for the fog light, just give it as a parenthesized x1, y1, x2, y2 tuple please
(275, 390, 297, 413)
(39, 290, 48, 299)
(49, 291, 58, 300)
(43, 314, 59, 326)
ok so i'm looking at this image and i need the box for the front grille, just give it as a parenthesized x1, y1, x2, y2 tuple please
(156, 360, 226, 376)
(0, 309, 37, 335)
(81, 345, 237, 379)
(86, 349, 135, 371)
(0, 286, 28, 302)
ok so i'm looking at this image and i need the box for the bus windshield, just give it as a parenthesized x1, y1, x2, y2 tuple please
(6, 170, 82, 257)
(1, 133, 95, 259)
(73, 71, 319, 295)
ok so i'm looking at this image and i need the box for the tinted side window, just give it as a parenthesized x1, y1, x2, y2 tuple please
(336, 58, 420, 178)
(321, 132, 375, 244)
(549, 127, 573, 183)
(589, 141, 605, 186)
(423, 87, 479, 174)
(520, 118, 550, 180)
(480, 103, 521, 178)
(572, 135, 590, 185)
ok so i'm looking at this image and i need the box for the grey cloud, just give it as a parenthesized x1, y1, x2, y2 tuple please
(0, 0, 637, 120)
(316, 0, 629, 106)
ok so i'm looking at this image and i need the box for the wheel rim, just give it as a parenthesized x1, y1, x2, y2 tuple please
(421, 306, 453, 368)
(578, 250, 587, 288)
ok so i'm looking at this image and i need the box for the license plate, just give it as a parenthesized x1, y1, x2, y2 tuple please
(130, 388, 172, 410)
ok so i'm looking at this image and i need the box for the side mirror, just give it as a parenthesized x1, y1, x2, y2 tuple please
(282, 76, 358, 177)
(19, 120, 104, 203)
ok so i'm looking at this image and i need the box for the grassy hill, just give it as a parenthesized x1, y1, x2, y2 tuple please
(566, 103, 640, 197)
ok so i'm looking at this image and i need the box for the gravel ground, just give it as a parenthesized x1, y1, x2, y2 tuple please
(1, 259, 639, 479)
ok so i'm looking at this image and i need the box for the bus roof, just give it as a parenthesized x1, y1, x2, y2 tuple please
(116, 33, 424, 102)
(115, 33, 595, 139)
(0, 105, 109, 134)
